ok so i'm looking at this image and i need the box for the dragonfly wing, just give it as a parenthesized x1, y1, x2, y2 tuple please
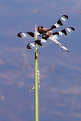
(26, 39, 48, 49)
(26, 42, 35, 49)
(49, 36, 70, 52)
(17, 31, 41, 39)
(50, 15, 68, 30)
(17, 32, 35, 38)
(52, 27, 75, 40)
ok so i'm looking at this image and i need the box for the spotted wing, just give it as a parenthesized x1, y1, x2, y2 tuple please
(50, 15, 68, 30)
(51, 27, 75, 40)
(17, 32, 35, 38)
(26, 39, 46, 49)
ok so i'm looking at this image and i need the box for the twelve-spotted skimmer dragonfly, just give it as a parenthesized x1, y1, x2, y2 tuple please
(17, 15, 75, 52)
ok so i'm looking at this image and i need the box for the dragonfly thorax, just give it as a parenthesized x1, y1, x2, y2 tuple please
(38, 26, 49, 34)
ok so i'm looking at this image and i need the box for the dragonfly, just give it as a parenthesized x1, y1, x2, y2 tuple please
(17, 15, 75, 52)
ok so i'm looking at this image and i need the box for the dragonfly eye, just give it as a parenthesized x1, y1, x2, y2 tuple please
(38, 26, 43, 31)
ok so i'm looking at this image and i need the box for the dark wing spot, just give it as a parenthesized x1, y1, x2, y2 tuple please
(26, 44, 31, 49)
(52, 32, 59, 35)
(27, 32, 34, 37)
(50, 25, 56, 30)
(62, 15, 68, 19)
(57, 19, 63, 26)
(61, 29, 67, 35)
(35, 40, 42, 46)
(17, 32, 22, 38)
(70, 27, 75, 31)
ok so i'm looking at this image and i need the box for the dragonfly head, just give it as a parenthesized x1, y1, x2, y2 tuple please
(38, 26, 43, 31)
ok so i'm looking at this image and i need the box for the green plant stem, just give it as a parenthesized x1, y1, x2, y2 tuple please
(34, 25, 39, 121)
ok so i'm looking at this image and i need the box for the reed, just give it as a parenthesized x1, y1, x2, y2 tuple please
(34, 25, 39, 121)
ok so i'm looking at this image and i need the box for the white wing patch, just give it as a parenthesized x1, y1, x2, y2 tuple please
(54, 23, 60, 28)
(21, 33, 27, 38)
(58, 31, 63, 36)
(61, 16, 67, 22)
(30, 43, 35, 47)
(66, 27, 72, 32)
